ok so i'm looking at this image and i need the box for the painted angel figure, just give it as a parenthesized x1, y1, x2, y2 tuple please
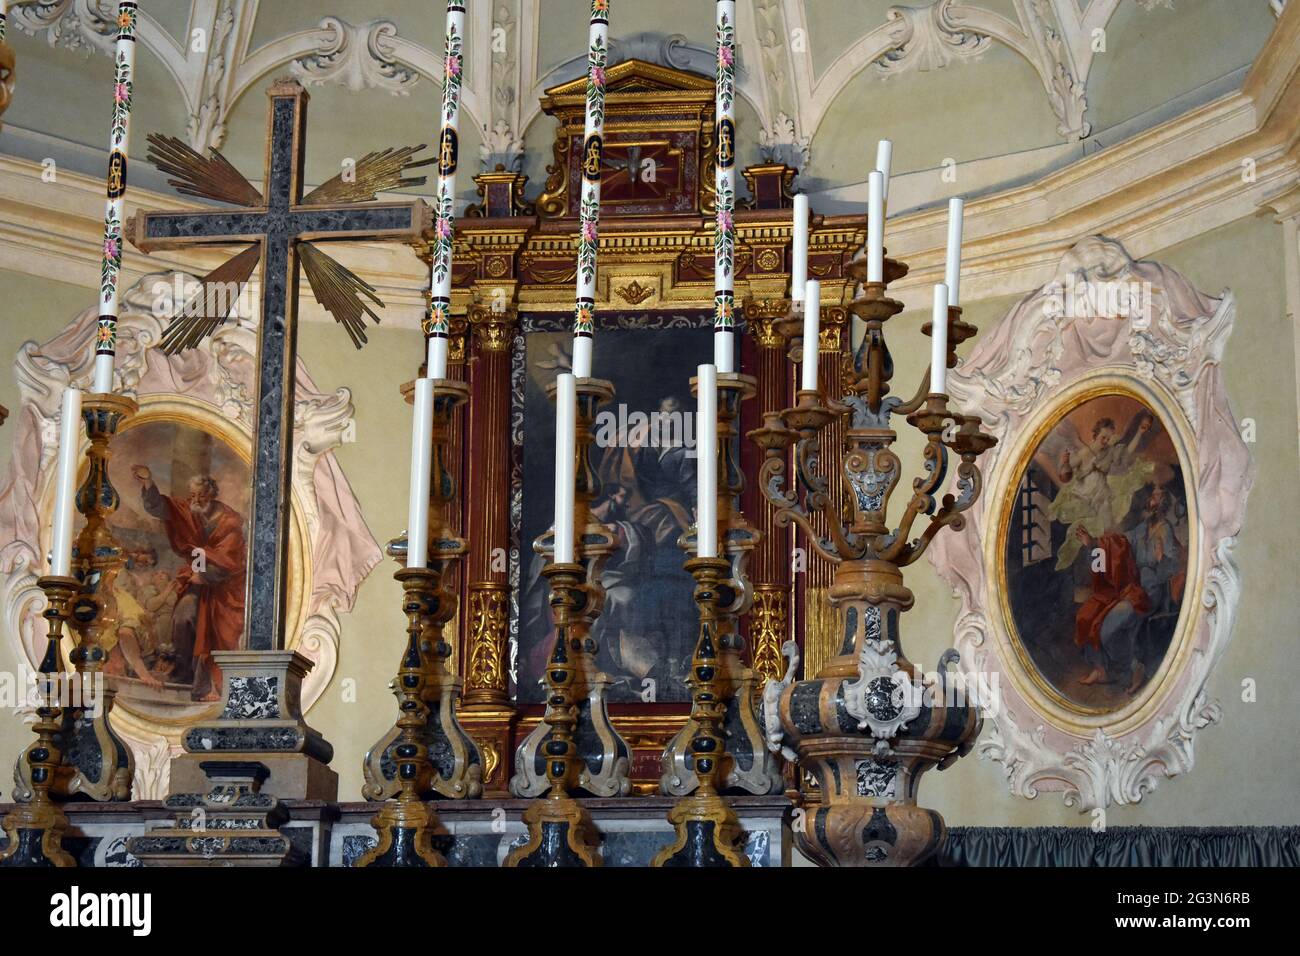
(1043, 411, 1157, 569)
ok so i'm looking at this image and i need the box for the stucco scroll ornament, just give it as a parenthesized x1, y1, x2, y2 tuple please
(928, 235, 1255, 810)
(0, 271, 381, 799)
(9, 0, 118, 55)
(291, 16, 421, 95)
(875, 0, 992, 76)
(762, 640, 800, 762)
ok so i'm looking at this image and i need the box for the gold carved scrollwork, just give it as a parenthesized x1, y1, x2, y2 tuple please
(749, 585, 790, 686)
(615, 280, 655, 306)
(479, 741, 500, 784)
(536, 133, 571, 219)
(466, 583, 509, 693)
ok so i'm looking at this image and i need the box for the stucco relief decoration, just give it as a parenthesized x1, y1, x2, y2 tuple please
(0, 271, 381, 798)
(291, 16, 421, 95)
(875, 0, 992, 75)
(929, 236, 1255, 810)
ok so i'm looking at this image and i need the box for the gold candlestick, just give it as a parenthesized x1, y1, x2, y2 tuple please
(503, 562, 604, 868)
(0, 575, 81, 868)
(356, 568, 455, 867)
(509, 377, 631, 801)
(359, 379, 481, 867)
(660, 372, 783, 799)
(13, 393, 137, 805)
(653, 556, 750, 867)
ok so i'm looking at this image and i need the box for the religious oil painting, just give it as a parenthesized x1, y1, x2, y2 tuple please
(1001, 391, 1189, 713)
(514, 316, 720, 704)
(97, 411, 251, 711)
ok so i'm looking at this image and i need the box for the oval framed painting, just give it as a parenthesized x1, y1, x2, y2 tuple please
(40, 395, 312, 735)
(990, 375, 1201, 728)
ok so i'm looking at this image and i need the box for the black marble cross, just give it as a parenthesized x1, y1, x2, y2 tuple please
(131, 79, 430, 652)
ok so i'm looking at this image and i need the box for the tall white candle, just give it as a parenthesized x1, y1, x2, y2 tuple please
(867, 171, 884, 283)
(50, 387, 83, 577)
(945, 197, 964, 307)
(405, 378, 435, 569)
(695, 364, 718, 558)
(875, 139, 893, 205)
(553, 373, 577, 564)
(791, 193, 809, 303)
(571, 2, 611, 378)
(92, 2, 140, 395)
(424, 1, 468, 380)
(713, 0, 739, 374)
(801, 280, 821, 391)
(931, 283, 950, 395)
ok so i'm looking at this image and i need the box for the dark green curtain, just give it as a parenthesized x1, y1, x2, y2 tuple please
(939, 827, 1300, 866)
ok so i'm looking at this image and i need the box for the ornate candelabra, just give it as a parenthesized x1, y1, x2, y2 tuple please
(751, 252, 996, 867)
(14, 394, 137, 805)
(0, 576, 80, 868)
(505, 377, 632, 867)
(358, 379, 482, 868)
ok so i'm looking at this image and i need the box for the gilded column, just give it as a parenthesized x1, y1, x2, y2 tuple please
(459, 285, 519, 792)
(801, 303, 850, 679)
(741, 298, 793, 687)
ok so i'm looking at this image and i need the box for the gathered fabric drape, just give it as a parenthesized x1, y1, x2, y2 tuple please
(938, 827, 1300, 866)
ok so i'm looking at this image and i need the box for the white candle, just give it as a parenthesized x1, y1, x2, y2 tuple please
(572, 337, 593, 381)
(50, 387, 83, 577)
(712, 0, 738, 375)
(695, 364, 718, 558)
(424, 1, 467, 381)
(553, 373, 577, 563)
(931, 283, 950, 395)
(801, 280, 821, 391)
(570, 3, 611, 379)
(945, 197, 964, 307)
(875, 139, 893, 205)
(791, 193, 809, 303)
(867, 170, 884, 283)
(714, 328, 734, 374)
(91, 2, 140, 395)
(405, 378, 435, 569)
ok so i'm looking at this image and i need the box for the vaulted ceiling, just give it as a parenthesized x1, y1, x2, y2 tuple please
(1, 0, 1284, 213)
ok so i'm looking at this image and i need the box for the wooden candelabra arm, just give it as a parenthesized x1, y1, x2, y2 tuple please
(894, 369, 932, 417)
(879, 434, 949, 564)
(892, 454, 987, 568)
(757, 453, 845, 565)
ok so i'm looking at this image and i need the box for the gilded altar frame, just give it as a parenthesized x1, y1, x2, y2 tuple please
(422, 60, 866, 792)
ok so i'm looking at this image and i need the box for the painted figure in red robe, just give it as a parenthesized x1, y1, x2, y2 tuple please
(1072, 525, 1151, 693)
(131, 465, 246, 701)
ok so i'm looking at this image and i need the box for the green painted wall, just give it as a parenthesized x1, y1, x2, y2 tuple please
(888, 214, 1299, 829)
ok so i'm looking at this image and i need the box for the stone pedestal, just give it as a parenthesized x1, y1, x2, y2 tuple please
(127, 762, 306, 867)
(167, 650, 337, 801)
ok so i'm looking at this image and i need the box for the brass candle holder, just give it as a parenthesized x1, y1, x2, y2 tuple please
(660, 372, 783, 802)
(502, 562, 604, 867)
(13, 393, 137, 805)
(509, 376, 631, 803)
(0, 575, 81, 868)
(749, 253, 997, 867)
(652, 556, 750, 867)
(359, 379, 482, 868)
